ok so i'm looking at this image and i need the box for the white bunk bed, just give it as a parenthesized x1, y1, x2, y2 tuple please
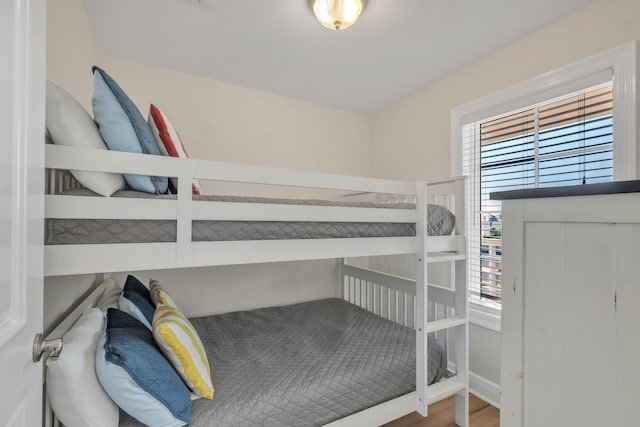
(42, 144, 469, 427)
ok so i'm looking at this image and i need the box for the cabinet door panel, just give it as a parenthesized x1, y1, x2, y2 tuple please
(614, 224, 640, 424)
(523, 222, 616, 427)
(522, 222, 566, 426)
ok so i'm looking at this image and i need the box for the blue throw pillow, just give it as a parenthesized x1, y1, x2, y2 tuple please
(96, 308, 191, 427)
(91, 66, 168, 194)
(118, 275, 155, 330)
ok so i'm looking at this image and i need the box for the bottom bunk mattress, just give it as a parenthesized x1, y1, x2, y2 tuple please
(118, 298, 447, 427)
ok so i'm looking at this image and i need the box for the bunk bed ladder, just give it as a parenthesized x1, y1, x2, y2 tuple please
(416, 181, 469, 426)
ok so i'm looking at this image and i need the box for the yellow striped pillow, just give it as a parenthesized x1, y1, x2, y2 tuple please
(149, 279, 181, 311)
(152, 304, 214, 400)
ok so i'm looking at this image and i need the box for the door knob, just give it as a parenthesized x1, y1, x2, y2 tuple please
(32, 333, 63, 365)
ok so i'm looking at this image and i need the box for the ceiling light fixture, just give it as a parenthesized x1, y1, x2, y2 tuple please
(309, 0, 366, 31)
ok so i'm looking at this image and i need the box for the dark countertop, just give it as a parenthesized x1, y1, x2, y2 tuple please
(490, 180, 640, 200)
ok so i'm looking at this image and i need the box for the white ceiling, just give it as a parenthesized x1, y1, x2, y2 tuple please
(83, 0, 597, 114)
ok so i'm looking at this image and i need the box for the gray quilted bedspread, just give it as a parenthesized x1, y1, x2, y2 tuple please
(118, 299, 447, 427)
(46, 191, 455, 244)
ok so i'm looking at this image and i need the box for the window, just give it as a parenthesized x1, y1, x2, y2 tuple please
(469, 84, 613, 304)
(451, 42, 636, 315)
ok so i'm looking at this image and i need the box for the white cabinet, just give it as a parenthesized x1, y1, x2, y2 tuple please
(499, 191, 640, 427)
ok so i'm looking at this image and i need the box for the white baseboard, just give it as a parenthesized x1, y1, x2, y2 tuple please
(445, 362, 500, 409)
(469, 372, 500, 409)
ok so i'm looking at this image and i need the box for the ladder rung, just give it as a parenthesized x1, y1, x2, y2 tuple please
(426, 376, 467, 405)
(425, 316, 466, 333)
(426, 253, 466, 263)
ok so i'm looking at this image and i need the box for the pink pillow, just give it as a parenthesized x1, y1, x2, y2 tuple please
(148, 104, 201, 195)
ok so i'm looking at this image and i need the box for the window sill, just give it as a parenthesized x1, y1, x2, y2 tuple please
(468, 302, 501, 332)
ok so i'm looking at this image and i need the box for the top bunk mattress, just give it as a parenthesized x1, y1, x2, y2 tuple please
(118, 298, 447, 427)
(45, 190, 456, 245)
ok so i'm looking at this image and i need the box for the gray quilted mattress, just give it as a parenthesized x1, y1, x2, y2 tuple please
(45, 190, 455, 245)
(118, 298, 447, 427)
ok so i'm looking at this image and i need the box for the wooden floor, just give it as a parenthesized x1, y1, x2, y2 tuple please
(382, 394, 499, 427)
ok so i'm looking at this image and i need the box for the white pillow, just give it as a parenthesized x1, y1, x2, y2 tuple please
(45, 80, 125, 196)
(46, 308, 119, 427)
(94, 279, 121, 313)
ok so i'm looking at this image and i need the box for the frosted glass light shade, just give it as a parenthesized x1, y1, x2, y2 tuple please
(310, 0, 365, 31)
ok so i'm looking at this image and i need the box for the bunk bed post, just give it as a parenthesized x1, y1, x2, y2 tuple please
(176, 161, 194, 266)
(415, 181, 429, 417)
(338, 258, 345, 299)
(454, 177, 469, 427)
(454, 176, 466, 236)
(454, 258, 470, 426)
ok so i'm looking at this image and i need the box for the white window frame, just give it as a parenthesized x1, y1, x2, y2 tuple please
(451, 41, 637, 330)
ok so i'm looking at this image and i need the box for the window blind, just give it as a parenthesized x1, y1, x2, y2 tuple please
(537, 85, 613, 187)
(462, 122, 483, 304)
(464, 83, 613, 305)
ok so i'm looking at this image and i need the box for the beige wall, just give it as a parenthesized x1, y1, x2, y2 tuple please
(43, 259, 340, 333)
(44, 274, 103, 335)
(46, 0, 100, 112)
(47, 0, 370, 178)
(98, 57, 370, 178)
(370, 0, 640, 182)
(111, 260, 339, 319)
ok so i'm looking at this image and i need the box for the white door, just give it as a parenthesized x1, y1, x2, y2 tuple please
(0, 0, 46, 426)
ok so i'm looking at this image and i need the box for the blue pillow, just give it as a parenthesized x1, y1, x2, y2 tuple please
(91, 66, 168, 194)
(118, 275, 155, 330)
(95, 308, 191, 427)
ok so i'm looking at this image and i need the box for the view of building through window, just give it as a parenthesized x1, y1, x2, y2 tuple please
(478, 84, 613, 302)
